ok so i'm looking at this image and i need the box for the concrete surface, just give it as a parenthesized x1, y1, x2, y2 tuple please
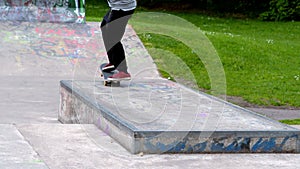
(59, 79, 300, 153)
(16, 124, 300, 169)
(249, 107, 300, 121)
(0, 21, 299, 168)
(0, 1, 85, 23)
(0, 124, 48, 169)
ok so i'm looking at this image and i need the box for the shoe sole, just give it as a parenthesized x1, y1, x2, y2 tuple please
(101, 65, 115, 72)
(107, 77, 131, 81)
(102, 68, 115, 72)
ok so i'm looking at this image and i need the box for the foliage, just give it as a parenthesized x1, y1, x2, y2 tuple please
(260, 0, 300, 21)
(280, 119, 300, 125)
(137, 0, 269, 17)
(208, 0, 269, 17)
(137, 0, 207, 9)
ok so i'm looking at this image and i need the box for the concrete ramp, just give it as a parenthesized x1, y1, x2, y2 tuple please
(0, 0, 85, 23)
(59, 79, 300, 154)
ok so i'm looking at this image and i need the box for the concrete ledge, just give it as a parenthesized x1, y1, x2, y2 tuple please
(59, 80, 300, 154)
(59, 80, 137, 153)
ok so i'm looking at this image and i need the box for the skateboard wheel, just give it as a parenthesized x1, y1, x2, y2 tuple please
(104, 81, 120, 87)
(113, 81, 120, 87)
(104, 81, 111, 86)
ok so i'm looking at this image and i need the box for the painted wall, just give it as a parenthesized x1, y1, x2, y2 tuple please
(0, 0, 85, 23)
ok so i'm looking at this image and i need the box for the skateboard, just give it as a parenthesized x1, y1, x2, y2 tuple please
(99, 63, 120, 87)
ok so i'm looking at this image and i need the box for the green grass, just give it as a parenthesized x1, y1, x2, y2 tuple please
(85, 0, 107, 21)
(135, 13, 300, 107)
(138, 33, 211, 91)
(280, 119, 300, 125)
(85, 2, 300, 107)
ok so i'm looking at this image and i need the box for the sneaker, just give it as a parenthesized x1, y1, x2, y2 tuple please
(108, 71, 131, 81)
(101, 63, 115, 72)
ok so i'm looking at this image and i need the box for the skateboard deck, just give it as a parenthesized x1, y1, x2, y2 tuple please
(99, 63, 120, 87)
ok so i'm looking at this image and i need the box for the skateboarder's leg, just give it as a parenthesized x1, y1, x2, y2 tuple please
(107, 41, 127, 72)
(100, 9, 134, 73)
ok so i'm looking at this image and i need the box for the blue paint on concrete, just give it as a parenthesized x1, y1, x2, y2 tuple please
(225, 138, 250, 152)
(144, 134, 298, 153)
(144, 139, 184, 153)
(211, 142, 225, 152)
(277, 134, 298, 151)
(167, 141, 187, 152)
(145, 138, 204, 153)
(186, 145, 194, 153)
(279, 136, 290, 150)
(251, 137, 277, 152)
(193, 142, 207, 153)
(225, 142, 241, 152)
(155, 142, 175, 153)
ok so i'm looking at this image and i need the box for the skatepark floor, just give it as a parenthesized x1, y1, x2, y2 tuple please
(0, 21, 299, 168)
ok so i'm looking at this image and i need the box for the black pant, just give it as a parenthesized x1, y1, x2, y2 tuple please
(100, 9, 134, 73)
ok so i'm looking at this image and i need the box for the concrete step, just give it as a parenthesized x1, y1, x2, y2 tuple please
(0, 124, 298, 169)
(58, 80, 300, 154)
(14, 124, 300, 169)
(0, 124, 48, 169)
(17, 124, 129, 169)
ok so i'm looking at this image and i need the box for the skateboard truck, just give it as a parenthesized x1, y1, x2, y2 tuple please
(99, 63, 120, 87)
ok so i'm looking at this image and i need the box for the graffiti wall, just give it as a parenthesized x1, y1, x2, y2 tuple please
(0, 0, 85, 23)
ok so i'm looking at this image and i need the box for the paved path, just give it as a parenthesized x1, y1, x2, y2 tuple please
(248, 107, 300, 120)
(0, 21, 299, 168)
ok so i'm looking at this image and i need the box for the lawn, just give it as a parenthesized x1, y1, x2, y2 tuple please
(279, 119, 300, 125)
(173, 12, 300, 107)
(85, 2, 300, 108)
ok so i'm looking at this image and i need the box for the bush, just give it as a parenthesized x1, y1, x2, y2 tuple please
(137, 0, 207, 10)
(260, 0, 300, 21)
(137, 0, 269, 18)
(137, 0, 300, 20)
(208, 0, 269, 17)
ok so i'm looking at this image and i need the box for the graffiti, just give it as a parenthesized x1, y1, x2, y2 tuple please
(123, 34, 147, 57)
(129, 81, 179, 91)
(0, 0, 85, 23)
(145, 134, 299, 153)
(0, 22, 102, 65)
(97, 117, 111, 136)
(32, 24, 100, 63)
(197, 112, 209, 118)
(35, 25, 97, 37)
(127, 81, 182, 108)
